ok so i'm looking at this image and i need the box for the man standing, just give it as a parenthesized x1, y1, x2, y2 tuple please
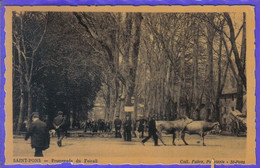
(52, 111, 66, 147)
(123, 115, 132, 141)
(25, 112, 50, 157)
(141, 116, 158, 146)
(114, 115, 122, 138)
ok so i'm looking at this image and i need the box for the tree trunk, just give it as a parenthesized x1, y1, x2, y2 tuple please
(177, 50, 185, 118)
(236, 12, 246, 112)
(206, 13, 215, 118)
(192, 23, 199, 118)
(15, 42, 25, 132)
(224, 13, 247, 89)
(203, 13, 216, 121)
(27, 87, 32, 125)
(17, 91, 25, 132)
(105, 84, 111, 121)
(240, 13, 246, 75)
(124, 13, 143, 119)
(134, 93, 138, 121)
(236, 78, 244, 112)
(109, 78, 116, 121)
(215, 26, 223, 122)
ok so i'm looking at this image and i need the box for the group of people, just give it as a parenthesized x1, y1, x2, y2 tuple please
(114, 115, 159, 146)
(25, 111, 160, 157)
(114, 115, 131, 141)
(84, 119, 112, 133)
(25, 111, 67, 157)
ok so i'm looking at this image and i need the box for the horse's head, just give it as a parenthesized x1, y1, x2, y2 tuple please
(182, 116, 193, 124)
(210, 122, 221, 134)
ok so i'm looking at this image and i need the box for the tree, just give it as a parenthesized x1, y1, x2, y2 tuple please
(13, 12, 247, 130)
(205, 13, 216, 120)
(73, 12, 143, 121)
(13, 12, 47, 129)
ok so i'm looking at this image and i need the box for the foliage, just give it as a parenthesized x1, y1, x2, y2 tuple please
(12, 12, 247, 132)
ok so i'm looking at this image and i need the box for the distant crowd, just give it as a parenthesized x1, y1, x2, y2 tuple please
(83, 119, 112, 133)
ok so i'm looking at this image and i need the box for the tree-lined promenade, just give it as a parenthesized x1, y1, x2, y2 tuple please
(13, 12, 246, 132)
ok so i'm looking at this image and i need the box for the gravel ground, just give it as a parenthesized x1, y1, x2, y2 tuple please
(13, 134, 246, 161)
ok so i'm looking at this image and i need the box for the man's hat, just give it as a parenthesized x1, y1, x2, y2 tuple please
(58, 111, 63, 115)
(31, 112, 39, 119)
(116, 115, 119, 117)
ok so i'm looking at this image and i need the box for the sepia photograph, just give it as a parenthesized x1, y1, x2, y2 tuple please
(4, 6, 256, 165)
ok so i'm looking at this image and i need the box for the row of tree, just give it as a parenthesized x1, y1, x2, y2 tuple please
(13, 12, 102, 131)
(12, 11, 246, 132)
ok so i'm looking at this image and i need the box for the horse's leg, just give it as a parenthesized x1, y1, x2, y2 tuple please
(181, 132, 189, 145)
(177, 131, 180, 141)
(172, 132, 176, 146)
(157, 132, 166, 145)
(202, 133, 206, 146)
(157, 127, 166, 146)
(199, 132, 205, 146)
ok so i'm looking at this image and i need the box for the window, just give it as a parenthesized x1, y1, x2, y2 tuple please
(232, 107, 234, 111)
(232, 95, 234, 101)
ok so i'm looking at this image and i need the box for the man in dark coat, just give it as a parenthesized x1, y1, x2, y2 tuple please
(98, 119, 105, 133)
(114, 116, 122, 138)
(52, 111, 66, 147)
(141, 116, 158, 146)
(137, 118, 147, 138)
(25, 112, 50, 157)
(84, 119, 91, 133)
(123, 115, 132, 141)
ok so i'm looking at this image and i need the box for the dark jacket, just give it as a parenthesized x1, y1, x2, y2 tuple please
(53, 115, 66, 130)
(138, 119, 147, 131)
(114, 119, 122, 128)
(25, 119, 50, 150)
(123, 119, 132, 130)
(148, 119, 157, 133)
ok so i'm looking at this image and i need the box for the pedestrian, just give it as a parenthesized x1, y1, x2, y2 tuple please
(99, 119, 105, 133)
(141, 116, 158, 146)
(91, 120, 98, 136)
(52, 111, 66, 147)
(132, 120, 137, 138)
(137, 118, 147, 138)
(114, 115, 122, 138)
(104, 121, 110, 132)
(123, 115, 132, 141)
(25, 112, 50, 157)
(84, 119, 90, 133)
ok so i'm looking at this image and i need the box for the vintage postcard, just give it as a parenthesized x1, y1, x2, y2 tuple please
(4, 6, 256, 165)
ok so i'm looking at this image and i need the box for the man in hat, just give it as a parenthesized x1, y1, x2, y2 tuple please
(52, 111, 66, 147)
(123, 115, 132, 141)
(25, 112, 50, 157)
(114, 115, 122, 138)
(141, 116, 158, 146)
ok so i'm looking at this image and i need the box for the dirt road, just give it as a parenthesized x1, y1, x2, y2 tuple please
(13, 134, 246, 163)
